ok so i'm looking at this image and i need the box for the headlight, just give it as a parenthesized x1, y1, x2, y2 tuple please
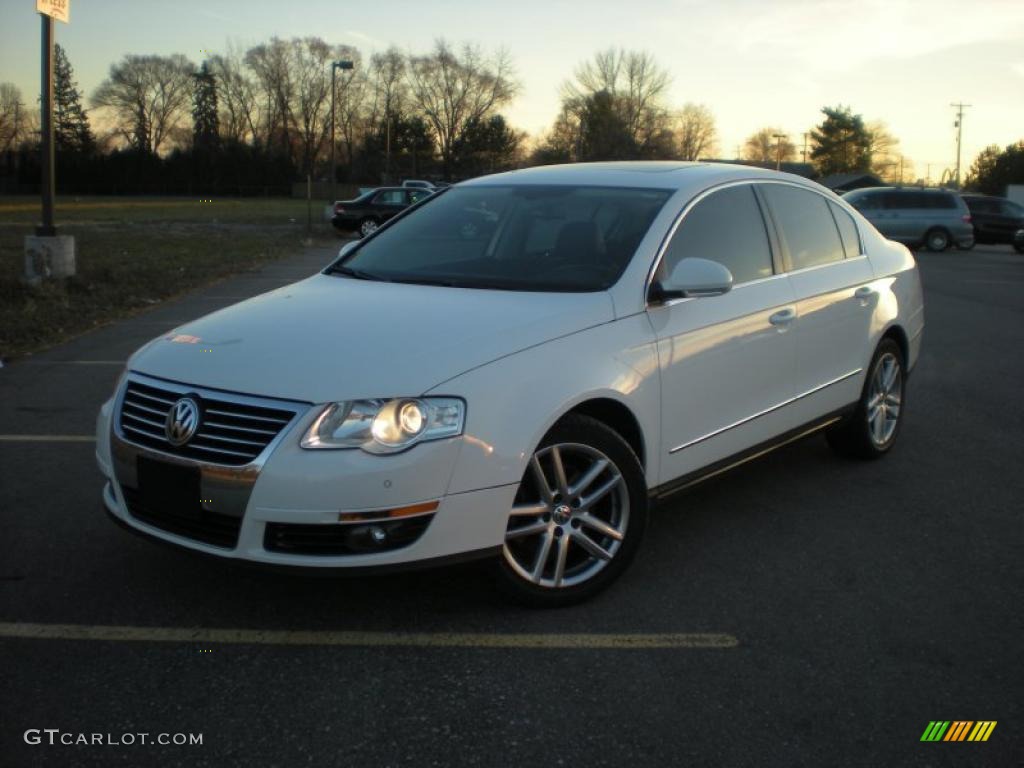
(301, 397, 465, 454)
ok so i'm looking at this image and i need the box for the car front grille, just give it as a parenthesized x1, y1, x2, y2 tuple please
(121, 484, 242, 549)
(118, 378, 300, 466)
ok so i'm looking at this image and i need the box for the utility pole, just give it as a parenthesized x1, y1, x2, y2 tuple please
(329, 60, 354, 205)
(772, 134, 786, 171)
(801, 132, 809, 164)
(951, 102, 970, 188)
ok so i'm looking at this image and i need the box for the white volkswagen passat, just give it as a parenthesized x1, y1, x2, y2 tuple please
(96, 162, 924, 606)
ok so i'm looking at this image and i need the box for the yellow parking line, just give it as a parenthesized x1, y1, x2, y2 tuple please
(0, 435, 95, 442)
(0, 622, 738, 650)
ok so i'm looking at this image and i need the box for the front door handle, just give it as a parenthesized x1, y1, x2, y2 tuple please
(769, 308, 796, 327)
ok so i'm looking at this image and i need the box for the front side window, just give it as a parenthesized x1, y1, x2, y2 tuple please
(334, 185, 672, 292)
(762, 184, 845, 270)
(658, 185, 773, 285)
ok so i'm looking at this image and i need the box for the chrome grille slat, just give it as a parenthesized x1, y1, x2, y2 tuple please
(121, 411, 165, 430)
(203, 420, 277, 436)
(127, 390, 177, 407)
(123, 400, 168, 418)
(204, 408, 291, 425)
(117, 378, 303, 467)
(194, 432, 266, 448)
(186, 442, 257, 459)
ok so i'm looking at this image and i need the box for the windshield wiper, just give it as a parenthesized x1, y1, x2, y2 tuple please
(326, 264, 387, 281)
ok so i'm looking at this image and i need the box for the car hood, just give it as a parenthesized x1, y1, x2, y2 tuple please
(129, 274, 615, 403)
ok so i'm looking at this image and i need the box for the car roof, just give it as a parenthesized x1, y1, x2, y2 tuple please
(460, 161, 822, 194)
(855, 186, 955, 194)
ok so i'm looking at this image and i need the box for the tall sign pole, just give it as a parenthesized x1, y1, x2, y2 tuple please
(25, 0, 74, 284)
(38, 11, 56, 236)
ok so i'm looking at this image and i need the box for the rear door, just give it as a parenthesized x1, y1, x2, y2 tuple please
(649, 183, 799, 482)
(759, 183, 876, 421)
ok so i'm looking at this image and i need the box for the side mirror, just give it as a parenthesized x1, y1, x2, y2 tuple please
(337, 240, 358, 259)
(653, 258, 733, 302)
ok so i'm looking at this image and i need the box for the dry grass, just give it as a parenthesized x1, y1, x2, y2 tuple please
(0, 196, 340, 360)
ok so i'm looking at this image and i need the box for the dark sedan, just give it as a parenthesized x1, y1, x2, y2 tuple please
(961, 194, 1024, 252)
(331, 187, 433, 238)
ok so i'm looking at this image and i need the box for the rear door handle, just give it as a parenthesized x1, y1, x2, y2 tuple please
(854, 286, 875, 304)
(769, 308, 796, 327)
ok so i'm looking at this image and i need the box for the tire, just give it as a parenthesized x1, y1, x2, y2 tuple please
(826, 338, 906, 460)
(1013, 232, 1024, 254)
(358, 217, 379, 238)
(496, 414, 648, 607)
(924, 227, 950, 252)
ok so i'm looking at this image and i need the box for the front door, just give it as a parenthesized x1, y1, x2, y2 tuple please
(649, 183, 799, 484)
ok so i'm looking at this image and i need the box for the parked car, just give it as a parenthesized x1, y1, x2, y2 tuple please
(331, 187, 433, 238)
(401, 179, 436, 191)
(842, 186, 973, 251)
(96, 163, 924, 606)
(960, 194, 1024, 252)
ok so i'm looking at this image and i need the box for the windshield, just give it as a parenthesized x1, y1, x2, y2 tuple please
(330, 185, 672, 291)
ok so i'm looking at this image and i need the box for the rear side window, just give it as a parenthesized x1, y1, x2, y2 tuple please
(660, 185, 774, 285)
(829, 202, 861, 258)
(761, 185, 845, 271)
(375, 190, 405, 205)
(846, 191, 881, 211)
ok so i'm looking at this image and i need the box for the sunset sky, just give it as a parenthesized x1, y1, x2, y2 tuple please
(2, 0, 1022, 178)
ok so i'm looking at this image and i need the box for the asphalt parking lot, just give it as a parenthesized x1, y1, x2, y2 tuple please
(0, 244, 1021, 767)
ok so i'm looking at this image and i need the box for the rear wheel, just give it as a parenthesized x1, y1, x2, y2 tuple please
(358, 217, 379, 238)
(827, 338, 905, 459)
(924, 227, 950, 252)
(496, 415, 647, 607)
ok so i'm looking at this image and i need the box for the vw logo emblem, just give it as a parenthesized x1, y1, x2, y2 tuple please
(165, 397, 200, 446)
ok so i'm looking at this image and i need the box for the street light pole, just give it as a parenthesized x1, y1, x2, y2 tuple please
(329, 59, 354, 204)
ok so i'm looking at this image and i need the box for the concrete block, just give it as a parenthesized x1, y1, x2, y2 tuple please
(23, 235, 76, 284)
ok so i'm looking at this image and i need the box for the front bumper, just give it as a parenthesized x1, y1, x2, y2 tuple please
(96, 377, 517, 569)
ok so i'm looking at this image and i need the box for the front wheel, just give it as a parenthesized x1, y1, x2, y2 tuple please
(826, 339, 906, 459)
(496, 415, 648, 607)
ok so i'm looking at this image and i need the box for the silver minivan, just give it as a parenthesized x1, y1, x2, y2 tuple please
(842, 187, 974, 252)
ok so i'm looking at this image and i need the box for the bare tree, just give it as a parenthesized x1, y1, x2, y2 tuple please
(674, 103, 716, 161)
(406, 40, 518, 178)
(209, 45, 262, 146)
(369, 47, 407, 178)
(91, 54, 194, 154)
(245, 38, 295, 158)
(564, 48, 671, 149)
(867, 120, 902, 181)
(743, 127, 796, 164)
(331, 46, 366, 175)
(0, 83, 37, 152)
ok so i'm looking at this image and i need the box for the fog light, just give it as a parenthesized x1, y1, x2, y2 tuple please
(370, 526, 387, 544)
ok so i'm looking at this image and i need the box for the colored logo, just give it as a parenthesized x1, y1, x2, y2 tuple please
(920, 721, 997, 742)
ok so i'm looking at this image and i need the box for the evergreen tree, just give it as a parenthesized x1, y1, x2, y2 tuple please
(54, 44, 95, 154)
(810, 106, 872, 176)
(191, 61, 220, 153)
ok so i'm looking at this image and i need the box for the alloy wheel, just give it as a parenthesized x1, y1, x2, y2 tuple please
(503, 443, 629, 589)
(866, 352, 902, 447)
